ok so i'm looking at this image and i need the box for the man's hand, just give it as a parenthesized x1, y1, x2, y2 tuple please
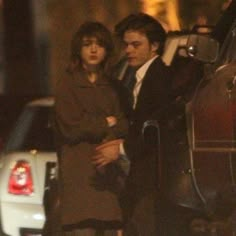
(106, 116, 117, 127)
(92, 139, 123, 168)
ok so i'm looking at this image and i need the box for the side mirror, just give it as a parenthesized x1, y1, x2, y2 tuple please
(162, 34, 219, 66)
(186, 35, 219, 63)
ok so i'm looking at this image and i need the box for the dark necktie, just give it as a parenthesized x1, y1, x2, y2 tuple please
(128, 73, 136, 91)
(123, 70, 136, 108)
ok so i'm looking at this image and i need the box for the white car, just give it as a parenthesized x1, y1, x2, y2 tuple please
(0, 97, 57, 236)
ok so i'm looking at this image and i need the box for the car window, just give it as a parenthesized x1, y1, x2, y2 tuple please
(4, 106, 55, 152)
(217, 22, 236, 66)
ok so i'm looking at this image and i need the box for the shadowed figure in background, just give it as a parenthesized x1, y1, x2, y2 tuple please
(211, 0, 236, 47)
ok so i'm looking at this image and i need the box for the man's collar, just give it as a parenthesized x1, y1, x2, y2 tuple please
(136, 55, 158, 82)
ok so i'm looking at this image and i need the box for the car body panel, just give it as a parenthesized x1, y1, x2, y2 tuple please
(1, 202, 45, 236)
(165, 20, 236, 214)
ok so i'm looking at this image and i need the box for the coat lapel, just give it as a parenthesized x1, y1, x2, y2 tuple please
(134, 57, 162, 112)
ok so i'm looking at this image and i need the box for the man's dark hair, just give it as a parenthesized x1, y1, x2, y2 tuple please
(115, 13, 166, 55)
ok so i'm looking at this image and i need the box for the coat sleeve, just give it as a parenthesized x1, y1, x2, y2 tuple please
(108, 92, 129, 139)
(55, 77, 109, 145)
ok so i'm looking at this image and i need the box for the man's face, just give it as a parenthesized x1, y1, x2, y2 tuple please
(123, 30, 158, 68)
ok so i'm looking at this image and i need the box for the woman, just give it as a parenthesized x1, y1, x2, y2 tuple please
(47, 22, 128, 236)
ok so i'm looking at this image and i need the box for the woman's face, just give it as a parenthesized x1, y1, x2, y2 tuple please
(80, 36, 106, 69)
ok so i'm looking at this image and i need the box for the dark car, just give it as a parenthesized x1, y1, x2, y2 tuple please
(161, 10, 236, 236)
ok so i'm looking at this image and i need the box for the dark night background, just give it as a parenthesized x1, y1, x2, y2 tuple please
(0, 0, 230, 95)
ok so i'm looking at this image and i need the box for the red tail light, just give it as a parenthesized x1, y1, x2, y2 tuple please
(8, 160, 34, 195)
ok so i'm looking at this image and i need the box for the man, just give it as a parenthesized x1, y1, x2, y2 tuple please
(93, 13, 171, 235)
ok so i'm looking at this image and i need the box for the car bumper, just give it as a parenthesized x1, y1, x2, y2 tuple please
(1, 202, 45, 236)
(20, 228, 42, 236)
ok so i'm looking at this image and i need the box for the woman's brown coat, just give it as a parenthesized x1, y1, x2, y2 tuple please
(54, 69, 128, 227)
